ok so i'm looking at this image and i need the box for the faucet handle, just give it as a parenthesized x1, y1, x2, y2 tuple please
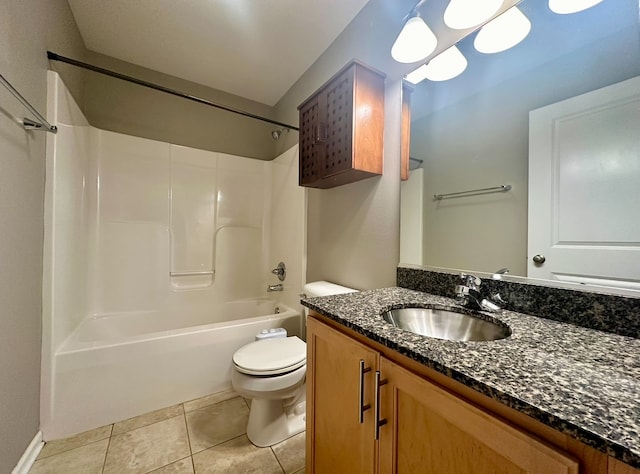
(271, 262, 286, 281)
(460, 273, 481, 287)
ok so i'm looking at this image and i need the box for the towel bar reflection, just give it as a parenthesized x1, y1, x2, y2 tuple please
(434, 184, 512, 201)
(0, 72, 58, 133)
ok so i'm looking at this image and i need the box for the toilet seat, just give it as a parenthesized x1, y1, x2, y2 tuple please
(233, 336, 306, 376)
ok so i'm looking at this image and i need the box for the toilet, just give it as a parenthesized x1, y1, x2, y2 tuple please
(231, 281, 357, 447)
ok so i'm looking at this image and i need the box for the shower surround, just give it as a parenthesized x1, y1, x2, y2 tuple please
(41, 72, 306, 439)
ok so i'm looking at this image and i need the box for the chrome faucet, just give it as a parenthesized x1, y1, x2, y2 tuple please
(271, 262, 286, 281)
(267, 283, 283, 292)
(455, 273, 501, 312)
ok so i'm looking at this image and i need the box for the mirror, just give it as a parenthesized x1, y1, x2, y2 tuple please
(401, 0, 640, 290)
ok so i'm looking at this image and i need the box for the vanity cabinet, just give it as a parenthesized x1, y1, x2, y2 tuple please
(307, 314, 640, 474)
(297, 60, 385, 189)
(306, 315, 379, 473)
(378, 358, 577, 474)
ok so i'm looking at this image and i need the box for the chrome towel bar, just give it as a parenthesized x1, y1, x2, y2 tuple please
(434, 184, 511, 201)
(0, 72, 57, 133)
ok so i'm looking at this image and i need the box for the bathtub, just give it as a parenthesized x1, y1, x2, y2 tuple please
(41, 298, 301, 440)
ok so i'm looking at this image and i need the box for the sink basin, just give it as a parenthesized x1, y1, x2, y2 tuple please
(382, 307, 510, 342)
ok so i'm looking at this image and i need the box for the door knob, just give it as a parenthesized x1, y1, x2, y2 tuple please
(532, 254, 546, 265)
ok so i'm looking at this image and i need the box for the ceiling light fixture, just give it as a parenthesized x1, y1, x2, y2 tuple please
(474, 7, 532, 54)
(548, 0, 603, 14)
(443, 0, 503, 30)
(391, 11, 438, 63)
(405, 45, 468, 84)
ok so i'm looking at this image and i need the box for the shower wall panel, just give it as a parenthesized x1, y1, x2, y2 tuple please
(170, 146, 217, 281)
(86, 130, 270, 319)
(92, 131, 170, 314)
(44, 72, 305, 352)
(46, 124, 92, 350)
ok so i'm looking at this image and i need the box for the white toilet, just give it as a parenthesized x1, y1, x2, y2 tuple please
(231, 281, 357, 447)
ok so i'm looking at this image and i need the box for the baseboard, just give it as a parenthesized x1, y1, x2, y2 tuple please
(11, 431, 44, 474)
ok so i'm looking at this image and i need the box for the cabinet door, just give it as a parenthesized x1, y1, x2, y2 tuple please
(299, 96, 322, 186)
(378, 358, 579, 474)
(306, 317, 378, 474)
(322, 67, 354, 179)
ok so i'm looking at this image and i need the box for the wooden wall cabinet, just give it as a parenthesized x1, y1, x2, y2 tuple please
(298, 60, 385, 189)
(306, 315, 640, 474)
(400, 82, 412, 182)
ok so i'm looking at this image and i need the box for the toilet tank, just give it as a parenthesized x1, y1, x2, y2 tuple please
(302, 281, 358, 299)
(300, 281, 357, 341)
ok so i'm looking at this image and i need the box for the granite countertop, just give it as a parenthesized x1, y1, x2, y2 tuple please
(302, 287, 640, 468)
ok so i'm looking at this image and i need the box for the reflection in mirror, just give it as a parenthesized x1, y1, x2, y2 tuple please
(400, 0, 640, 293)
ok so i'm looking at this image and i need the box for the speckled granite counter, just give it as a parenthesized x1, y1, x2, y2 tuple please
(302, 287, 640, 468)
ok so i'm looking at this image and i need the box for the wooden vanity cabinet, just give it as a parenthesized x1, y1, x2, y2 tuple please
(298, 60, 385, 189)
(378, 358, 577, 474)
(307, 314, 640, 474)
(306, 316, 379, 473)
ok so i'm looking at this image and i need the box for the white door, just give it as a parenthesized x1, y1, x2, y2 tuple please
(528, 75, 640, 291)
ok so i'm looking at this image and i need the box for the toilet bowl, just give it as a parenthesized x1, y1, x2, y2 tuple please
(230, 281, 357, 447)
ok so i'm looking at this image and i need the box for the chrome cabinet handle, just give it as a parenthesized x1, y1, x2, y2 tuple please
(374, 371, 388, 440)
(358, 359, 371, 423)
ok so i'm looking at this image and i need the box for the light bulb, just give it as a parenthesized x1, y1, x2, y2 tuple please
(405, 46, 468, 83)
(549, 0, 603, 14)
(474, 7, 532, 54)
(444, 0, 503, 30)
(391, 14, 438, 63)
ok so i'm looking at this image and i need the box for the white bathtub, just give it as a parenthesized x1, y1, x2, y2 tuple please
(41, 298, 301, 440)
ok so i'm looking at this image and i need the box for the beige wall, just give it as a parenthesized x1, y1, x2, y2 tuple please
(274, 0, 415, 290)
(82, 51, 286, 160)
(0, 0, 86, 470)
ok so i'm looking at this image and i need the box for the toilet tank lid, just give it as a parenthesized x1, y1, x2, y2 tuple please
(302, 281, 358, 298)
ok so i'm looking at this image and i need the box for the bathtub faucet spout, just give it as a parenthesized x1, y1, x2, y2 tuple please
(267, 284, 283, 292)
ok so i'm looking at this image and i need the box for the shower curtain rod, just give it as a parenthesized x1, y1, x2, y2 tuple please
(47, 51, 299, 131)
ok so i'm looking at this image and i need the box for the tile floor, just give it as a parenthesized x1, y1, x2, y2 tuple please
(30, 389, 305, 474)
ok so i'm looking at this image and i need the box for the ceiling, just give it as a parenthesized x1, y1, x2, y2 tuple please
(67, 0, 370, 106)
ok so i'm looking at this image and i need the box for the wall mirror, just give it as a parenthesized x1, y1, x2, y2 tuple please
(400, 0, 640, 293)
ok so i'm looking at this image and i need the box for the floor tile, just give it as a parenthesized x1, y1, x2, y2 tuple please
(113, 403, 184, 435)
(149, 456, 194, 473)
(272, 432, 306, 474)
(192, 435, 283, 474)
(38, 424, 112, 459)
(184, 389, 239, 412)
(30, 438, 109, 474)
(103, 415, 190, 473)
(185, 397, 249, 453)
